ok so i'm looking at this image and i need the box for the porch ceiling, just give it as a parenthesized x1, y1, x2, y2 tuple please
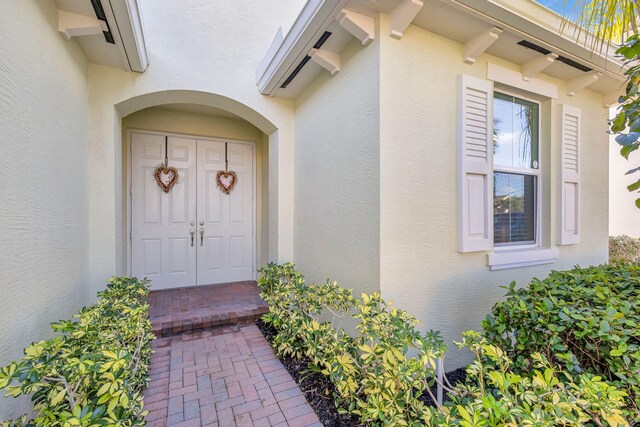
(258, 0, 626, 101)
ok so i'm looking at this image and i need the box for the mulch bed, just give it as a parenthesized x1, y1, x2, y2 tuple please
(256, 318, 470, 426)
(418, 367, 467, 407)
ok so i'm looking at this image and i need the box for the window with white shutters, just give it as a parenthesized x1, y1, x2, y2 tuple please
(458, 74, 569, 268)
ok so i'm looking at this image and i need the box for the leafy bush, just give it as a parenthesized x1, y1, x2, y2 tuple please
(483, 264, 640, 422)
(610, 235, 640, 263)
(258, 263, 446, 425)
(424, 332, 629, 427)
(0, 277, 154, 427)
(259, 263, 630, 426)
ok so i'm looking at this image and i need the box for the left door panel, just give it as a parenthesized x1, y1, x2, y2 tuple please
(131, 133, 197, 289)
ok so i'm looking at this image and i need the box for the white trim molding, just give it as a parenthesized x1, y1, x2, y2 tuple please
(105, 0, 149, 72)
(487, 63, 558, 99)
(488, 248, 559, 271)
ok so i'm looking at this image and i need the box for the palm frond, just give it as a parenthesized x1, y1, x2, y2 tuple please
(557, 0, 640, 51)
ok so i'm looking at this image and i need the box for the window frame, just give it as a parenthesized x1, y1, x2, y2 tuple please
(492, 89, 542, 251)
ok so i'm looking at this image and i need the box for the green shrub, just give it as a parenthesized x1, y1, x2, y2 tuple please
(610, 235, 640, 263)
(258, 263, 630, 426)
(0, 277, 154, 427)
(482, 264, 640, 421)
(258, 263, 446, 426)
(424, 331, 629, 427)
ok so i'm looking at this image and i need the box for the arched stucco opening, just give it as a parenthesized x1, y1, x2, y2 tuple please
(112, 90, 282, 280)
(115, 90, 278, 135)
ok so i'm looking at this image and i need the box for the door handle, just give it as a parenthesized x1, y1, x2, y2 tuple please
(199, 227, 204, 246)
(190, 228, 195, 247)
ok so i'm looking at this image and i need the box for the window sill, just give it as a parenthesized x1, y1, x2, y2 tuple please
(487, 248, 559, 271)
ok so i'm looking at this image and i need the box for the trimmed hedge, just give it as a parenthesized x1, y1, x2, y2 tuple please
(610, 235, 640, 263)
(0, 277, 154, 427)
(258, 263, 629, 426)
(483, 264, 640, 423)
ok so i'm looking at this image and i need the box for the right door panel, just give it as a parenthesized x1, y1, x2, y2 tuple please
(196, 140, 254, 284)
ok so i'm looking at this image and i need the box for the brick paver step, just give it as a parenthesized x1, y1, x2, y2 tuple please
(148, 281, 268, 337)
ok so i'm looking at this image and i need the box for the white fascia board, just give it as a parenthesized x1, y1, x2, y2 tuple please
(256, 0, 348, 96)
(102, 0, 149, 72)
(449, 0, 625, 81)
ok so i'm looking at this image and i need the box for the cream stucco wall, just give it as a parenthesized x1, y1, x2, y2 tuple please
(87, 0, 307, 292)
(377, 16, 609, 366)
(291, 13, 609, 367)
(609, 135, 640, 237)
(293, 28, 381, 296)
(121, 107, 270, 268)
(0, 1, 90, 418)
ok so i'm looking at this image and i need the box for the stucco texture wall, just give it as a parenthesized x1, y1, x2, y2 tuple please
(609, 134, 640, 237)
(87, 0, 307, 291)
(293, 31, 381, 297)
(0, 1, 90, 419)
(122, 107, 270, 267)
(378, 16, 609, 367)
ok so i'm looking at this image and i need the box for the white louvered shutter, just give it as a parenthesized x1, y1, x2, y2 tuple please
(558, 104, 581, 245)
(458, 75, 494, 252)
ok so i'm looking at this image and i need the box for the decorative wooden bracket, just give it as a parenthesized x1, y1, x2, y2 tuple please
(521, 53, 558, 81)
(603, 92, 622, 108)
(309, 48, 341, 76)
(58, 10, 108, 40)
(567, 71, 602, 96)
(464, 27, 503, 64)
(389, 0, 423, 39)
(336, 10, 374, 46)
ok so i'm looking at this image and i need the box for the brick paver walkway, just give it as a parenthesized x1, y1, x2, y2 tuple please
(143, 324, 322, 427)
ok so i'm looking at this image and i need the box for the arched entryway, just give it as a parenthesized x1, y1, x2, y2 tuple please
(113, 90, 281, 290)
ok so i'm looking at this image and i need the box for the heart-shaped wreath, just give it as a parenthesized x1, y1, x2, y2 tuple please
(216, 170, 237, 194)
(154, 165, 179, 193)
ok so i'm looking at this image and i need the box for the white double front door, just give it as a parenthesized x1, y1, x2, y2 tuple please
(130, 131, 255, 290)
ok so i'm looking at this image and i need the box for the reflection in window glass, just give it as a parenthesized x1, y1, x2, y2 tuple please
(493, 93, 539, 169)
(494, 172, 536, 245)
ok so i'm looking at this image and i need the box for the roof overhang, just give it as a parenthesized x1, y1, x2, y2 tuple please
(257, 0, 627, 103)
(256, 0, 349, 95)
(55, 0, 149, 72)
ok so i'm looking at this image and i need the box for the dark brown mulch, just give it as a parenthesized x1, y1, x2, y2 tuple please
(256, 319, 361, 427)
(418, 367, 467, 407)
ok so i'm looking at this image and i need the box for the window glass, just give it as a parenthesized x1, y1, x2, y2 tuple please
(493, 93, 539, 169)
(494, 172, 536, 245)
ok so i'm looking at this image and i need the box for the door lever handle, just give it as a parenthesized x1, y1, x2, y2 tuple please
(190, 228, 195, 247)
(199, 227, 204, 246)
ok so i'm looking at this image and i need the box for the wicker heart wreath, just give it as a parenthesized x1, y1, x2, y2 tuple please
(154, 165, 179, 193)
(216, 170, 237, 194)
